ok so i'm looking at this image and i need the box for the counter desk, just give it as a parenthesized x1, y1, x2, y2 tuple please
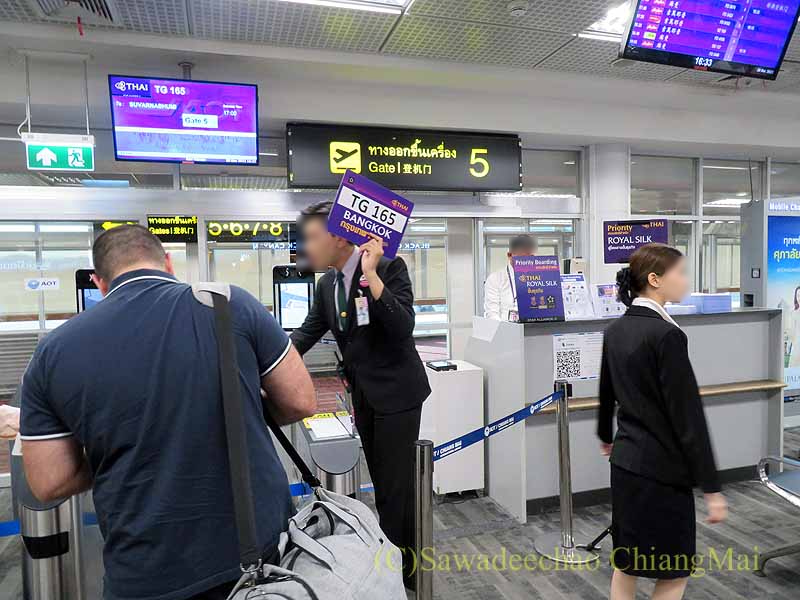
(464, 309, 784, 524)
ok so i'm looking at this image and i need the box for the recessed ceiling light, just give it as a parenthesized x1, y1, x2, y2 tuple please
(275, 0, 409, 14)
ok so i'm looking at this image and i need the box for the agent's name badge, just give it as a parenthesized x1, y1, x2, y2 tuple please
(355, 295, 370, 326)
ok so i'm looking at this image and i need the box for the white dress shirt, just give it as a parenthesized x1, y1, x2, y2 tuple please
(484, 264, 518, 321)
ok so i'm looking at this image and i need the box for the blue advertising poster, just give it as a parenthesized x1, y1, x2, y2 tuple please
(767, 215, 800, 391)
(328, 170, 414, 259)
(511, 255, 565, 322)
(604, 219, 669, 263)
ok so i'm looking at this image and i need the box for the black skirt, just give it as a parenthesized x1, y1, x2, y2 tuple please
(610, 464, 696, 580)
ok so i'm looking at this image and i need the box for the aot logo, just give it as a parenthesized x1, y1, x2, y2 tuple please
(25, 277, 59, 292)
(113, 80, 150, 93)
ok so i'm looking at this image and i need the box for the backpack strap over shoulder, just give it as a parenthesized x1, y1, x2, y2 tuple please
(191, 282, 231, 307)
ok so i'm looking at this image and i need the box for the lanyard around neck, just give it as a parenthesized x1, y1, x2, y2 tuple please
(506, 265, 517, 303)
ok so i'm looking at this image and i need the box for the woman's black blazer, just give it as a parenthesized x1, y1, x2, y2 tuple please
(598, 304, 721, 493)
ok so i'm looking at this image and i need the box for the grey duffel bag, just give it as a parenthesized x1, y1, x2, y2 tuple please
(205, 288, 406, 600)
(229, 488, 405, 599)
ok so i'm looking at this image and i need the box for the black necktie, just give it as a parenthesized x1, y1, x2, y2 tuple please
(336, 271, 347, 331)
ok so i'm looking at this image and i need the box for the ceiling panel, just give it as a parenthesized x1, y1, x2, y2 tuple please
(409, 0, 619, 34)
(537, 37, 678, 80)
(0, 0, 39, 21)
(115, 0, 188, 35)
(384, 15, 573, 68)
(189, 0, 397, 52)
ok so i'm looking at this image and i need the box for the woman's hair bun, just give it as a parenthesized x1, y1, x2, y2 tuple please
(616, 267, 634, 307)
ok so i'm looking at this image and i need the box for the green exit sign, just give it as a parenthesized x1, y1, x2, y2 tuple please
(22, 133, 95, 172)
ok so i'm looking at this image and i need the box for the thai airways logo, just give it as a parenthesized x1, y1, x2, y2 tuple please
(113, 79, 150, 94)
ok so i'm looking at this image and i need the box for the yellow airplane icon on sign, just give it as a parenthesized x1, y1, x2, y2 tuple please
(329, 141, 362, 174)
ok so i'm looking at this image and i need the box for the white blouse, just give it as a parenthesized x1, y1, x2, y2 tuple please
(632, 297, 680, 328)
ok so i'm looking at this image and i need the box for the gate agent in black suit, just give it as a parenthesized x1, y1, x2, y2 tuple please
(290, 201, 431, 586)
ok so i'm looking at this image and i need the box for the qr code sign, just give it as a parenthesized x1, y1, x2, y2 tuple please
(555, 349, 581, 380)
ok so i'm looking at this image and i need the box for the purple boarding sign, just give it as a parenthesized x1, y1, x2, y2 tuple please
(328, 170, 414, 259)
(512, 255, 565, 323)
(604, 219, 669, 264)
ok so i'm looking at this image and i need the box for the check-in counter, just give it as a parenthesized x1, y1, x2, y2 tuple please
(465, 309, 784, 524)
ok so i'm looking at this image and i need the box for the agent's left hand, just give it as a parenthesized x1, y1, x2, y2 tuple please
(360, 235, 384, 276)
(0, 404, 20, 440)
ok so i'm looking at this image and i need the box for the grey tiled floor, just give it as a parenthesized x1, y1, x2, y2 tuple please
(3, 431, 800, 600)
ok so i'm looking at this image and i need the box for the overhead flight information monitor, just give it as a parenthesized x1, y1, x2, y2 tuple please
(109, 75, 259, 164)
(620, 0, 800, 80)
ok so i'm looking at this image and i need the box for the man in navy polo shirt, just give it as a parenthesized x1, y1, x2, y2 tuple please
(20, 225, 316, 600)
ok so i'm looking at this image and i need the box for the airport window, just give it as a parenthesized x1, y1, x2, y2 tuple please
(666, 221, 696, 290)
(702, 160, 761, 216)
(483, 219, 577, 277)
(702, 221, 741, 294)
(208, 242, 292, 312)
(0, 223, 39, 331)
(631, 156, 696, 215)
(522, 150, 580, 198)
(40, 224, 95, 329)
(769, 162, 800, 200)
(397, 218, 448, 360)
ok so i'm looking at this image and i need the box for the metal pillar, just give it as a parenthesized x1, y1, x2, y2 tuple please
(414, 440, 433, 600)
(534, 381, 599, 565)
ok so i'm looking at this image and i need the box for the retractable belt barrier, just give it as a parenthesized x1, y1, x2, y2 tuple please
(433, 391, 561, 462)
(1, 393, 564, 540)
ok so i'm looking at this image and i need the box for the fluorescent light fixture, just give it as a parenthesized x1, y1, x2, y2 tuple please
(408, 225, 446, 233)
(0, 224, 35, 233)
(484, 225, 527, 233)
(578, 31, 623, 43)
(703, 198, 750, 207)
(275, 0, 407, 14)
(563, 161, 576, 165)
(259, 151, 279, 157)
(585, 1, 631, 35)
(531, 219, 573, 225)
(703, 165, 758, 171)
(40, 224, 92, 233)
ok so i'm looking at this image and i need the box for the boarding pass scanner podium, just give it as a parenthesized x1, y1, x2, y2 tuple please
(10, 424, 103, 600)
(295, 410, 361, 497)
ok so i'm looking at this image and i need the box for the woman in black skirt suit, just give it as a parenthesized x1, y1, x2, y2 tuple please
(598, 244, 728, 600)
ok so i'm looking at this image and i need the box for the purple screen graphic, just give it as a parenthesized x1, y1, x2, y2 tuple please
(624, 0, 800, 77)
(109, 75, 258, 165)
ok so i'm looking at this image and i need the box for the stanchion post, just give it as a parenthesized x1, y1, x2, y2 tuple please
(414, 440, 433, 600)
(555, 380, 574, 550)
(534, 381, 599, 565)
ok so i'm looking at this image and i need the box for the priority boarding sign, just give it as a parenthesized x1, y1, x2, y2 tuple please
(328, 170, 414, 259)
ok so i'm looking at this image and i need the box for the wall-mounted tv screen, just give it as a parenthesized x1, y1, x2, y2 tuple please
(108, 75, 259, 165)
(620, 0, 800, 80)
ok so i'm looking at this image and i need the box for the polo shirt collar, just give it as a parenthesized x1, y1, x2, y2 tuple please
(106, 268, 178, 298)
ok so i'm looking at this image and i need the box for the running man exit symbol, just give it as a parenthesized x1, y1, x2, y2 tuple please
(68, 148, 85, 168)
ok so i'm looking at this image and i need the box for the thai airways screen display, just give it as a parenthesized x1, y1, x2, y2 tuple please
(621, 0, 800, 80)
(109, 75, 259, 164)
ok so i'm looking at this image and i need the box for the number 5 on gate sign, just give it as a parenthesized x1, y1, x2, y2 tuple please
(328, 170, 414, 259)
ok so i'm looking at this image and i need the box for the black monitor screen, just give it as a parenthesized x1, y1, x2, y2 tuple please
(620, 0, 800, 80)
